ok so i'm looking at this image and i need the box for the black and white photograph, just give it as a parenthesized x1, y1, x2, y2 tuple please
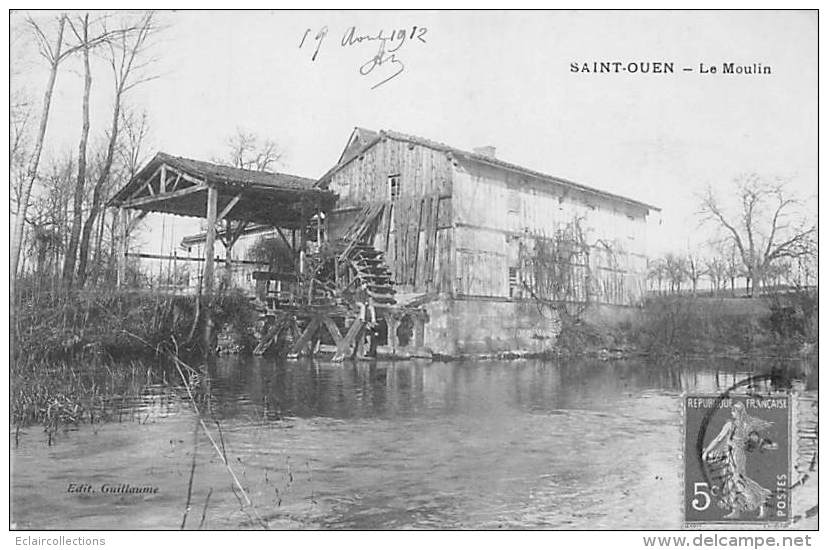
(8, 8, 818, 539)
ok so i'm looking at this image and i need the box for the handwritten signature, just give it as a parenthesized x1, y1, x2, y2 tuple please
(299, 25, 428, 89)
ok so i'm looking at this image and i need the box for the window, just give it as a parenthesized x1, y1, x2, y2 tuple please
(509, 267, 521, 298)
(388, 174, 401, 202)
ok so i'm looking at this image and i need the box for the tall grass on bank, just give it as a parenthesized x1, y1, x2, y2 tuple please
(628, 292, 818, 357)
(552, 291, 818, 359)
(12, 288, 257, 361)
(11, 355, 178, 444)
(11, 288, 257, 433)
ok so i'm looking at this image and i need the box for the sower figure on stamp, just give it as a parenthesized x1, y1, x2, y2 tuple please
(702, 402, 776, 519)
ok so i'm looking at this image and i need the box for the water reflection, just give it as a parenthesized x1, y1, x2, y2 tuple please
(11, 356, 817, 530)
(202, 357, 817, 422)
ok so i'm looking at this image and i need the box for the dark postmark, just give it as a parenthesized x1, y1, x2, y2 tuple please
(684, 375, 793, 526)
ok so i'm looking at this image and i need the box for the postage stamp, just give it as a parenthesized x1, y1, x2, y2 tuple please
(684, 392, 792, 526)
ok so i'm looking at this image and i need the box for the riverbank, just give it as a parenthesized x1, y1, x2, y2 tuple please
(11, 289, 256, 430)
(11, 289, 817, 430)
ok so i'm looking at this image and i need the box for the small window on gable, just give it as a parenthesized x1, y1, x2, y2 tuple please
(388, 174, 401, 202)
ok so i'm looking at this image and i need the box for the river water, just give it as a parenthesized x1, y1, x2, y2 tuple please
(11, 357, 818, 530)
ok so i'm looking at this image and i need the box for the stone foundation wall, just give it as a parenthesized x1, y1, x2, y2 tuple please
(423, 296, 561, 356)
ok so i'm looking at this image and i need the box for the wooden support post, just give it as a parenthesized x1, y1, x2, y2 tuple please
(289, 317, 322, 356)
(159, 164, 167, 194)
(414, 316, 425, 348)
(203, 186, 218, 295)
(117, 207, 127, 288)
(332, 317, 365, 362)
(321, 315, 343, 346)
(299, 206, 307, 259)
(203, 185, 219, 354)
(224, 220, 233, 286)
(387, 316, 401, 354)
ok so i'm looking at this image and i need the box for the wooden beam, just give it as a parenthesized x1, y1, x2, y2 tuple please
(126, 252, 266, 265)
(127, 210, 149, 232)
(166, 166, 205, 186)
(216, 193, 242, 223)
(127, 180, 153, 200)
(160, 165, 167, 193)
(289, 317, 322, 356)
(332, 318, 365, 362)
(203, 185, 219, 295)
(228, 220, 250, 248)
(120, 184, 206, 209)
(169, 173, 182, 192)
(320, 316, 343, 345)
(275, 226, 296, 253)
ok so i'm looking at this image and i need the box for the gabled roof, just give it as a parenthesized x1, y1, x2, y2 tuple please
(110, 152, 317, 204)
(318, 128, 660, 213)
(337, 127, 380, 164)
(108, 152, 336, 228)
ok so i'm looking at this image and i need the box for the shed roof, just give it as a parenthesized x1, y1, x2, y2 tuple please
(110, 152, 317, 204)
(109, 152, 336, 228)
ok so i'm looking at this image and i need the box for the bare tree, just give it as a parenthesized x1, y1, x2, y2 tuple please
(10, 90, 33, 210)
(62, 13, 93, 288)
(11, 14, 69, 288)
(704, 256, 728, 293)
(76, 12, 159, 288)
(685, 253, 702, 295)
(724, 245, 744, 296)
(218, 128, 284, 171)
(25, 154, 75, 286)
(102, 108, 152, 285)
(698, 174, 815, 296)
(11, 13, 127, 290)
(664, 253, 687, 293)
(647, 257, 667, 294)
(764, 260, 792, 290)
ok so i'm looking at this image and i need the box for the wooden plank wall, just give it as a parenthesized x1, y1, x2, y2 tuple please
(326, 137, 454, 294)
(328, 137, 452, 209)
(374, 195, 452, 293)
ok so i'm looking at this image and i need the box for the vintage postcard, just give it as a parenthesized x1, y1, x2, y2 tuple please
(8, 8, 818, 540)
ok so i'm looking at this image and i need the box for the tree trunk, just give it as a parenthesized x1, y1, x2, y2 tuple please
(77, 91, 122, 288)
(11, 18, 65, 295)
(63, 17, 91, 289)
(107, 208, 119, 284)
(91, 205, 106, 284)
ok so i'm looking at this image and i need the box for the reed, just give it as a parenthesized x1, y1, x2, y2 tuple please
(10, 288, 256, 432)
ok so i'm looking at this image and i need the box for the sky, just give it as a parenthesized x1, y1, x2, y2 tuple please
(10, 10, 818, 257)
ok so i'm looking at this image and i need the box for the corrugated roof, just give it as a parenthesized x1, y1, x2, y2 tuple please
(318, 128, 660, 212)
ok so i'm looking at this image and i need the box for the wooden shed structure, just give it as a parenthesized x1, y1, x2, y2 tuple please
(108, 152, 336, 294)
